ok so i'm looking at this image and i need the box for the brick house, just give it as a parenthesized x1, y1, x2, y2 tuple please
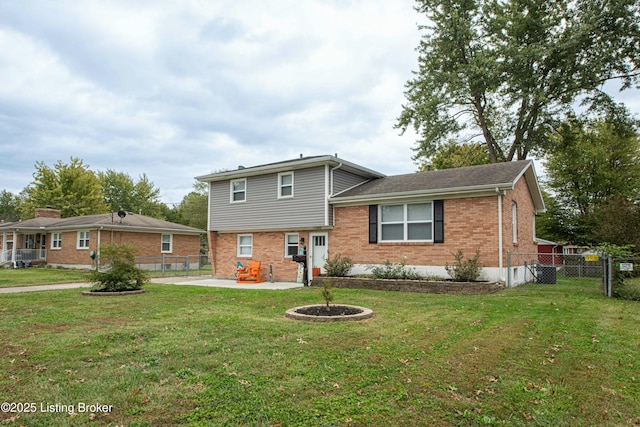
(0, 208, 204, 269)
(196, 155, 545, 286)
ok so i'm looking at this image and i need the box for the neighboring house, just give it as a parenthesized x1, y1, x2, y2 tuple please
(0, 208, 204, 269)
(197, 155, 545, 286)
(536, 238, 564, 266)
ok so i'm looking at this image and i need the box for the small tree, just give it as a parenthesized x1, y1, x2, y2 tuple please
(320, 279, 334, 311)
(90, 243, 149, 292)
(445, 249, 482, 282)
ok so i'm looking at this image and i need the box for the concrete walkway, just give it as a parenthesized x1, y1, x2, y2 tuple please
(0, 276, 303, 294)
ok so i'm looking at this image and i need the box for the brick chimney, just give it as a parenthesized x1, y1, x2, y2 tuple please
(35, 208, 62, 218)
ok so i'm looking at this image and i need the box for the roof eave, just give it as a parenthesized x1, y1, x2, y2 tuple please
(196, 156, 385, 182)
(329, 183, 515, 205)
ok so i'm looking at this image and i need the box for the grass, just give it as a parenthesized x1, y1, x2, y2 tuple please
(0, 268, 90, 288)
(0, 266, 212, 288)
(1, 278, 638, 426)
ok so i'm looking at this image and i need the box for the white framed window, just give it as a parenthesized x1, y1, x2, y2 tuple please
(230, 179, 246, 203)
(51, 232, 62, 249)
(237, 234, 253, 257)
(512, 202, 518, 244)
(278, 172, 294, 198)
(285, 233, 299, 257)
(77, 231, 90, 249)
(161, 234, 173, 253)
(380, 202, 433, 242)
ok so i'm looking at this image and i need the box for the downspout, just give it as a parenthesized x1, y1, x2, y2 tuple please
(497, 189, 505, 284)
(329, 161, 343, 197)
(328, 160, 343, 226)
(97, 227, 102, 268)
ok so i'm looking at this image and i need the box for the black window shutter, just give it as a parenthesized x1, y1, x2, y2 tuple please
(369, 205, 378, 244)
(434, 200, 444, 243)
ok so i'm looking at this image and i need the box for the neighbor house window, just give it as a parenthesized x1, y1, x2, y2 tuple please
(380, 202, 433, 242)
(230, 179, 246, 203)
(77, 231, 90, 249)
(161, 234, 173, 253)
(278, 172, 294, 198)
(512, 202, 518, 244)
(285, 233, 299, 257)
(238, 234, 253, 257)
(51, 232, 62, 249)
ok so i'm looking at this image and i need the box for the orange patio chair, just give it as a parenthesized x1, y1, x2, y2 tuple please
(236, 261, 263, 283)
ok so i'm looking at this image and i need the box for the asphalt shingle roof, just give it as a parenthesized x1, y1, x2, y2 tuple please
(333, 160, 534, 198)
(0, 213, 204, 234)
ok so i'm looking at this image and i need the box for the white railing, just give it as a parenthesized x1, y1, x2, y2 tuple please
(15, 249, 47, 261)
(1, 249, 11, 263)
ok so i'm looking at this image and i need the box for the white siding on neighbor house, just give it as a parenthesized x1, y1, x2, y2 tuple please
(210, 166, 328, 231)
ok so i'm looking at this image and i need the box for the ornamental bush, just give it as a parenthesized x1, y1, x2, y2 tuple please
(89, 243, 149, 292)
(323, 254, 353, 277)
(368, 259, 423, 280)
(445, 249, 482, 282)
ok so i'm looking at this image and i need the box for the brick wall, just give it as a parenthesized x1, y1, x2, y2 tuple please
(209, 230, 309, 281)
(207, 176, 539, 280)
(502, 176, 538, 257)
(331, 196, 501, 268)
(46, 230, 200, 267)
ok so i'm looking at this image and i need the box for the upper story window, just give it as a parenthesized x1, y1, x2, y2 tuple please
(278, 172, 294, 198)
(77, 231, 90, 249)
(230, 179, 246, 203)
(161, 234, 173, 253)
(380, 202, 433, 242)
(51, 232, 62, 249)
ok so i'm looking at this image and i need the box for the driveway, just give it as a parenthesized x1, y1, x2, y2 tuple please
(0, 276, 303, 294)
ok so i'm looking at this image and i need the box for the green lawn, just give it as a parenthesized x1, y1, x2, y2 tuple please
(0, 268, 90, 288)
(1, 279, 638, 426)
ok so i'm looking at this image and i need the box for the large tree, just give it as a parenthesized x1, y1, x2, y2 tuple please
(21, 158, 108, 218)
(99, 170, 165, 218)
(428, 141, 491, 170)
(0, 190, 21, 222)
(397, 0, 640, 165)
(541, 105, 640, 245)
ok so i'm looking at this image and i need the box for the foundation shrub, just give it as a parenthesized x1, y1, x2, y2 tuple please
(445, 249, 482, 282)
(368, 259, 423, 280)
(323, 254, 353, 277)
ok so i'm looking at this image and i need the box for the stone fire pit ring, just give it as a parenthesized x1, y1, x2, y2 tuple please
(285, 304, 373, 322)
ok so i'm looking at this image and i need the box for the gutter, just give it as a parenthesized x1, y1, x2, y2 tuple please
(497, 188, 505, 285)
(330, 183, 515, 206)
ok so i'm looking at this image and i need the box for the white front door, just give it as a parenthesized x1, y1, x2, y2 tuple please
(309, 233, 328, 275)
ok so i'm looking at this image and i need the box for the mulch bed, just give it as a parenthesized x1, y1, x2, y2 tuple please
(295, 305, 363, 316)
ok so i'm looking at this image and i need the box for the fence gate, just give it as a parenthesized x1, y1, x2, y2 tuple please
(507, 251, 606, 288)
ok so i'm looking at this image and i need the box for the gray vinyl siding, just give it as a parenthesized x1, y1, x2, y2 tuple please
(332, 169, 372, 194)
(210, 166, 328, 231)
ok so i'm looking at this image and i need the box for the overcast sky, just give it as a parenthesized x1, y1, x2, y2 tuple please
(1, 1, 638, 205)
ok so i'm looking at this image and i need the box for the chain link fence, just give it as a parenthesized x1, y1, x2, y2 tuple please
(135, 254, 211, 277)
(603, 257, 640, 299)
(507, 252, 605, 288)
